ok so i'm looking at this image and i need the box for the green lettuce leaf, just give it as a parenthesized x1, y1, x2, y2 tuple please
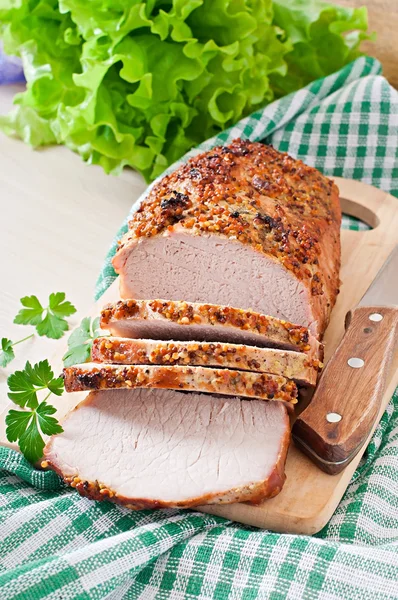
(271, 0, 372, 96)
(0, 0, 370, 181)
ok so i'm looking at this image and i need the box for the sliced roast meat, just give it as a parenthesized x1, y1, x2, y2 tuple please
(113, 139, 341, 337)
(100, 299, 321, 357)
(92, 337, 320, 387)
(63, 363, 298, 404)
(44, 389, 290, 508)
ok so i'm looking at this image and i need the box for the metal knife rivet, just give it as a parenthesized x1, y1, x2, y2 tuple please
(348, 357, 365, 368)
(369, 313, 383, 322)
(326, 412, 342, 423)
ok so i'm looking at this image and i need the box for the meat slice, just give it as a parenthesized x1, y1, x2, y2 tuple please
(92, 338, 320, 387)
(44, 389, 290, 508)
(63, 363, 298, 404)
(100, 299, 321, 357)
(113, 139, 341, 337)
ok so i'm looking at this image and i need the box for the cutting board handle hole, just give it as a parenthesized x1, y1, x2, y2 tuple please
(340, 197, 379, 230)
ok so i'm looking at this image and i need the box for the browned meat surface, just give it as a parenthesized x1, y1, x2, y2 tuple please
(92, 338, 320, 387)
(44, 389, 290, 508)
(113, 139, 341, 337)
(100, 299, 321, 357)
(63, 363, 298, 404)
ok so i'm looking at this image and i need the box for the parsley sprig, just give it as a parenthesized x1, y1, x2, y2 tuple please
(14, 293, 77, 339)
(63, 317, 107, 367)
(1, 292, 76, 369)
(5, 360, 64, 463)
(0, 334, 34, 367)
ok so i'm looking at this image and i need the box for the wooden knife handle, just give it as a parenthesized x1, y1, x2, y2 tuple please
(293, 306, 398, 474)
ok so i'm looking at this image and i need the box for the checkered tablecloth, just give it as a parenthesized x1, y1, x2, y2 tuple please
(1, 56, 398, 600)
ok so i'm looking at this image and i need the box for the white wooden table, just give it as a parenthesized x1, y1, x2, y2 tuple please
(0, 85, 147, 411)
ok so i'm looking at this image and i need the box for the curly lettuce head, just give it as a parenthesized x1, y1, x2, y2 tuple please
(0, 0, 369, 181)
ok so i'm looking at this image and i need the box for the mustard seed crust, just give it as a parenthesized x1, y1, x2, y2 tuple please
(63, 364, 298, 404)
(92, 338, 321, 386)
(100, 298, 320, 356)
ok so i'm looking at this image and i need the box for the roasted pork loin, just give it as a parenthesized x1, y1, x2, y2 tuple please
(100, 299, 321, 357)
(44, 389, 290, 508)
(92, 338, 320, 387)
(113, 139, 341, 337)
(63, 363, 298, 404)
(43, 143, 342, 510)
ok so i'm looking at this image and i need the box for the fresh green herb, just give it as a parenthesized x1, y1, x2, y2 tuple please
(6, 401, 63, 464)
(63, 317, 105, 367)
(5, 360, 64, 463)
(0, 334, 34, 368)
(0, 338, 14, 367)
(14, 293, 77, 340)
(7, 360, 64, 409)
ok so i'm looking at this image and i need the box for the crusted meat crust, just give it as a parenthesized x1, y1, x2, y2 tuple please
(92, 338, 321, 387)
(63, 364, 298, 404)
(100, 299, 321, 356)
(114, 139, 341, 336)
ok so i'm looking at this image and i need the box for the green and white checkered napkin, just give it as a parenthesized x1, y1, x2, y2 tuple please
(1, 56, 398, 600)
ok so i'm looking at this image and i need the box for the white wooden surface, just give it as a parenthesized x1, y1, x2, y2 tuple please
(0, 85, 147, 412)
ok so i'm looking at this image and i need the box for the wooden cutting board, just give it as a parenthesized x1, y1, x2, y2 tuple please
(1, 176, 397, 535)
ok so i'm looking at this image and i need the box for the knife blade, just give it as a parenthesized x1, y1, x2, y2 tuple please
(358, 245, 398, 307)
(293, 245, 398, 474)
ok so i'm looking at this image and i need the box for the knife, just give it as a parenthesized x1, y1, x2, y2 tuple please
(293, 245, 398, 475)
